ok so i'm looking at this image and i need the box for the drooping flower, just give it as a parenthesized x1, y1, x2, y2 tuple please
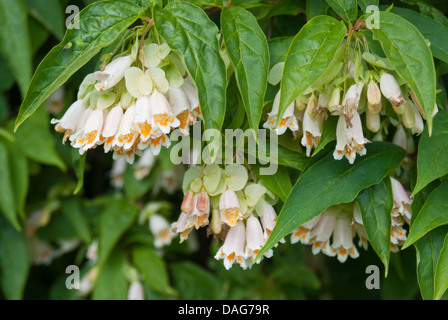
(100, 104, 124, 153)
(149, 214, 175, 249)
(128, 281, 145, 300)
(244, 215, 273, 267)
(380, 72, 405, 110)
(219, 189, 244, 227)
(134, 148, 156, 180)
(263, 90, 298, 135)
(215, 221, 247, 270)
(301, 110, 322, 157)
(333, 112, 369, 164)
(51, 100, 86, 144)
(171, 212, 194, 243)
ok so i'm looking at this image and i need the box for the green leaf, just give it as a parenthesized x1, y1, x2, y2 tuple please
(257, 141, 405, 259)
(92, 249, 128, 300)
(13, 108, 66, 171)
(311, 115, 338, 156)
(154, 2, 227, 132)
(412, 110, 448, 196)
(268, 36, 293, 68)
(251, 164, 292, 202)
(0, 0, 32, 97)
(356, 178, 393, 275)
(171, 262, 222, 299)
(306, 0, 329, 20)
(0, 140, 20, 230)
(434, 233, 448, 300)
(98, 197, 138, 267)
(0, 215, 29, 300)
(326, 0, 358, 24)
(15, 0, 149, 130)
(357, 0, 378, 13)
(403, 179, 448, 249)
(61, 198, 92, 244)
(278, 15, 346, 122)
(221, 7, 269, 136)
(390, 7, 448, 64)
(372, 11, 436, 134)
(72, 149, 86, 195)
(25, 0, 65, 40)
(5, 141, 28, 220)
(132, 246, 173, 295)
(414, 226, 448, 300)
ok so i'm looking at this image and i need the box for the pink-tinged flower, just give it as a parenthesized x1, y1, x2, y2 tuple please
(134, 148, 156, 180)
(367, 81, 382, 107)
(100, 104, 123, 153)
(167, 87, 195, 136)
(51, 100, 86, 143)
(149, 214, 175, 248)
(331, 216, 359, 263)
(301, 111, 322, 157)
(380, 72, 405, 108)
(127, 281, 145, 300)
(244, 216, 273, 267)
(258, 200, 278, 240)
(138, 132, 171, 156)
(181, 190, 195, 214)
(114, 104, 138, 150)
(219, 189, 243, 227)
(342, 81, 364, 117)
(215, 221, 247, 270)
(333, 112, 369, 164)
(73, 109, 104, 153)
(94, 55, 134, 91)
(149, 91, 180, 134)
(196, 191, 210, 213)
(171, 212, 194, 243)
(187, 194, 210, 230)
(263, 90, 298, 135)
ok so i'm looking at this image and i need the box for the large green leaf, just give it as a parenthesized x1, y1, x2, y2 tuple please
(15, 0, 148, 130)
(154, 2, 227, 132)
(306, 0, 329, 20)
(5, 141, 29, 220)
(92, 249, 128, 300)
(251, 164, 292, 202)
(356, 178, 393, 275)
(25, 0, 65, 40)
(372, 11, 436, 134)
(278, 15, 346, 122)
(256, 142, 405, 259)
(358, 0, 379, 13)
(0, 216, 29, 300)
(403, 179, 448, 249)
(0, 0, 32, 97)
(98, 198, 138, 267)
(434, 233, 448, 300)
(13, 108, 66, 171)
(132, 246, 173, 295)
(414, 226, 448, 300)
(412, 110, 448, 196)
(268, 36, 293, 67)
(0, 140, 20, 230)
(221, 7, 269, 136)
(326, 0, 358, 24)
(61, 198, 92, 244)
(390, 7, 448, 64)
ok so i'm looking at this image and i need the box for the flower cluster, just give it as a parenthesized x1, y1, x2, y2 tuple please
(51, 40, 201, 164)
(171, 164, 280, 270)
(290, 176, 412, 263)
(264, 47, 438, 164)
